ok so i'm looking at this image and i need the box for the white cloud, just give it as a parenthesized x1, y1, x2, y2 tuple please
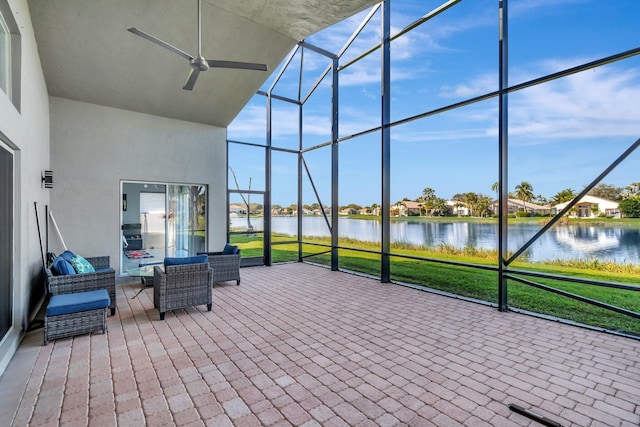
(302, 115, 333, 137)
(338, 106, 380, 137)
(439, 73, 498, 98)
(234, 58, 640, 148)
(508, 63, 640, 142)
(391, 127, 493, 143)
(403, 59, 640, 145)
(229, 103, 336, 141)
(228, 104, 266, 139)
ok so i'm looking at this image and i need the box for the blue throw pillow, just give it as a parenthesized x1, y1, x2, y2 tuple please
(60, 250, 76, 263)
(164, 255, 208, 267)
(70, 255, 95, 274)
(222, 244, 239, 255)
(51, 256, 76, 276)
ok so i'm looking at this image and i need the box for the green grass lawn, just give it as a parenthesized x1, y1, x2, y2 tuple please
(230, 233, 640, 335)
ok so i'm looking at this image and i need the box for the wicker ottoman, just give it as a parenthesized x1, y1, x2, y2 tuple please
(44, 289, 110, 345)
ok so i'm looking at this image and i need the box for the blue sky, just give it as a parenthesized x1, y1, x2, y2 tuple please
(228, 0, 640, 208)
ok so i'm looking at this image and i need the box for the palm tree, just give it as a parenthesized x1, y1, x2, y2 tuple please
(622, 182, 640, 198)
(551, 188, 576, 205)
(431, 197, 448, 216)
(491, 181, 499, 196)
(463, 192, 478, 216)
(534, 194, 548, 205)
(514, 181, 534, 202)
(421, 187, 436, 202)
(475, 195, 492, 217)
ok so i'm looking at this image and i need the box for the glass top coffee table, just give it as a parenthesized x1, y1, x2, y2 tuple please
(127, 262, 162, 298)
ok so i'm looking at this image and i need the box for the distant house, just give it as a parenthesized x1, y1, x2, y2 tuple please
(312, 206, 330, 216)
(392, 200, 422, 216)
(446, 200, 469, 216)
(554, 195, 621, 218)
(340, 207, 359, 215)
(490, 199, 551, 216)
(271, 206, 290, 216)
(229, 204, 246, 215)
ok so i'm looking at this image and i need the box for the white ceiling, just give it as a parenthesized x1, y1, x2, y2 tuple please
(27, 0, 379, 127)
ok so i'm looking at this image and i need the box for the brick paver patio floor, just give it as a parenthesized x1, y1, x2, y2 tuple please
(2, 263, 639, 426)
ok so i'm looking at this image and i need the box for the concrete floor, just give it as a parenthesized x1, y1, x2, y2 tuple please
(1, 263, 639, 426)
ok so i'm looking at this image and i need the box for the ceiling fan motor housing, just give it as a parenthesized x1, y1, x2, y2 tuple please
(191, 56, 209, 71)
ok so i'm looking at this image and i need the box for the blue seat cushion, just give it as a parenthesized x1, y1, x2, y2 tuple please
(46, 289, 110, 316)
(51, 256, 76, 276)
(222, 243, 239, 255)
(164, 254, 208, 267)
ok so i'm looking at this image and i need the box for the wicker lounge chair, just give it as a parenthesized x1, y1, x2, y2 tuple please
(44, 255, 116, 316)
(153, 261, 213, 320)
(199, 246, 241, 286)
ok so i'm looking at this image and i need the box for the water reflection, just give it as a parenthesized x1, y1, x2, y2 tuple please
(230, 216, 640, 263)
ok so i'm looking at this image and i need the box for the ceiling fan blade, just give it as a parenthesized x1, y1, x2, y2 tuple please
(127, 27, 194, 61)
(183, 69, 201, 91)
(206, 60, 268, 71)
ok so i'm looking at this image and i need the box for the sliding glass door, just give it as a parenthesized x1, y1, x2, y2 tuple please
(167, 184, 207, 258)
(121, 181, 207, 275)
(140, 188, 167, 254)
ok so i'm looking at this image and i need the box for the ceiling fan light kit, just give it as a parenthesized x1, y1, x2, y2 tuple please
(128, 0, 267, 90)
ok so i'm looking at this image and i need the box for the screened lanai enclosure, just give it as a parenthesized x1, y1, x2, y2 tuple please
(227, 0, 640, 337)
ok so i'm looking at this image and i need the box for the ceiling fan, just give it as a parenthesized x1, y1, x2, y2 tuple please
(127, 0, 267, 91)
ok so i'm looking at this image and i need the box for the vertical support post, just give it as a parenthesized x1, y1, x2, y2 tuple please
(298, 47, 305, 263)
(331, 57, 339, 271)
(297, 103, 303, 262)
(265, 148, 272, 266)
(381, 0, 391, 283)
(225, 143, 229, 244)
(498, 0, 509, 311)
(265, 93, 273, 266)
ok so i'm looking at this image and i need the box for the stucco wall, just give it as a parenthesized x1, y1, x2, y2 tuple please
(0, 0, 51, 374)
(49, 97, 227, 279)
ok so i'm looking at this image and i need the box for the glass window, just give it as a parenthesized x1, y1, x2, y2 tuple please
(0, 142, 13, 341)
(0, 11, 10, 98)
(229, 193, 264, 260)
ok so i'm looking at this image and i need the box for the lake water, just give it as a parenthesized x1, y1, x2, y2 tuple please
(230, 216, 640, 264)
